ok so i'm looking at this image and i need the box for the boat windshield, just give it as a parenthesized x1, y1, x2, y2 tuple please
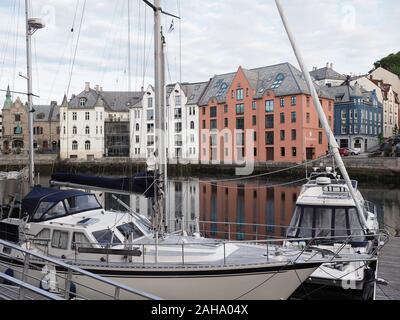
(287, 206, 366, 241)
(92, 230, 122, 247)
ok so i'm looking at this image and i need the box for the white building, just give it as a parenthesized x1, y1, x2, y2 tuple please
(130, 82, 208, 163)
(310, 63, 347, 87)
(60, 82, 143, 160)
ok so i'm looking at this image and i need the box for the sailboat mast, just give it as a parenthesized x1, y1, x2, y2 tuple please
(153, 0, 166, 233)
(274, 0, 368, 227)
(25, 0, 35, 188)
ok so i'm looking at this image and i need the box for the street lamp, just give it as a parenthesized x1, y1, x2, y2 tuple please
(25, 1, 45, 188)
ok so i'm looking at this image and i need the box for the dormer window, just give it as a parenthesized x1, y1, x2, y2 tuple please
(36, 113, 45, 120)
(80, 98, 87, 107)
(271, 73, 285, 89)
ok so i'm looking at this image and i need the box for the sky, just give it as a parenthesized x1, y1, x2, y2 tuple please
(0, 0, 399, 107)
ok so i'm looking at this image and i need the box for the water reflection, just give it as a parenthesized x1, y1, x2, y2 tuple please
(26, 176, 400, 238)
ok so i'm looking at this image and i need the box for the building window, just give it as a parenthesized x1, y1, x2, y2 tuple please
(253, 131, 257, 141)
(280, 113, 285, 124)
(224, 105, 228, 113)
(236, 104, 244, 114)
(63, 112, 66, 120)
(318, 132, 323, 145)
(174, 108, 182, 119)
(341, 111, 347, 120)
(224, 118, 228, 127)
(252, 101, 257, 110)
(265, 100, 274, 112)
(136, 136, 140, 143)
(148, 97, 153, 108)
(341, 126, 347, 134)
(175, 95, 181, 106)
(236, 88, 244, 100)
(85, 112, 90, 120)
(85, 126, 90, 134)
(306, 113, 310, 124)
(73, 126, 77, 134)
(190, 121, 195, 130)
(202, 120, 206, 129)
(210, 120, 217, 130)
(291, 96, 297, 106)
(291, 112, 297, 123)
(280, 98, 285, 108)
(236, 118, 244, 130)
(291, 129, 297, 141)
(202, 107, 206, 115)
(80, 98, 86, 107)
(147, 110, 154, 121)
(175, 122, 182, 133)
(63, 126, 66, 134)
(306, 96, 310, 108)
(72, 141, 78, 150)
(100, 126, 102, 134)
(252, 115, 257, 126)
(85, 140, 91, 150)
(281, 147, 285, 157)
(265, 115, 274, 129)
(135, 124, 140, 131)
(292, 147, 297, 157)
(210, 106, 217, 118)
(280, 130, 285, 141)
(73, 112, 77, 121)
(271, 73, 285, 89)
(265, 132, 274, 145)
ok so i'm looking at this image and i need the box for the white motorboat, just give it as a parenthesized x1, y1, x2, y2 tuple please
(287, 166, 381, 299)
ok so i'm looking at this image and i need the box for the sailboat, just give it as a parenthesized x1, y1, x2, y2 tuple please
(0, 0, 385, 300)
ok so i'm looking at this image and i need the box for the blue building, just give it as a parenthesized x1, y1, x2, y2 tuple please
(326, 83, 383, 152)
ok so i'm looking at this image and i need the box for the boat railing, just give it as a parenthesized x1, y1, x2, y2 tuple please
(67, 232, 389, 268)
(0, 239, 162, 300)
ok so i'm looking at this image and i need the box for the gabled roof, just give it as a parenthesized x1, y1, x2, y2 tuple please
(325, 84, 378, 105)
(166, 82, 208, 106)
(198, 62, 332, 106)
(310, 66, 347, 82)
(33, 101, 59, 122)
(68, 89, 144, 112)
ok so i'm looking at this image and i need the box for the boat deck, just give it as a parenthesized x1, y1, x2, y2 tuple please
(376, 237, 400, 300)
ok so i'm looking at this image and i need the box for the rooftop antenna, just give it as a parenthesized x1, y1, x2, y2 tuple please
(275, 0, 368, 228)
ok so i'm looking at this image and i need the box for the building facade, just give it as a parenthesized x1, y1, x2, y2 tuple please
(370, 67, 400, 98)
(32, 101, 60, 152)
(198, 63, 334, 165)
(130, 82, 208, 163)
(327, 83, 383, 152)
(60, 82, 143, 160)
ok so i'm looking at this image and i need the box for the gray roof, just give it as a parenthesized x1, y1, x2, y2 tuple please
(166, 82, 209, 106)
(325, 84, 370, 103)
(199, 62, 332, 106)
(310, 67, 347, 82)
(68, 89, 144, 112)
(33, 101, 59, 122)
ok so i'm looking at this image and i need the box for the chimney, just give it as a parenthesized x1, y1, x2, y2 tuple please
(313, 67, 317, 71)
(85, 82, 90, 92)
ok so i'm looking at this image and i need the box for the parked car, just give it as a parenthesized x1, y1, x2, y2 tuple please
(339, 147, 349, 157)
(349, 148, 361, 155)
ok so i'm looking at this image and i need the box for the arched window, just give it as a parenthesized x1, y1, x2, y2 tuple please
(72, 141, 78, 150)
(190, 121, 195, 130)
(73, 126, 77, 134)
(85, 140, 91, 150)
(136, 124, 140, 131)
(85, 126, 90, 134)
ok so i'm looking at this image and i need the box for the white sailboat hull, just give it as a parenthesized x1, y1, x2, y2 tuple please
(0, 260, 319, 300)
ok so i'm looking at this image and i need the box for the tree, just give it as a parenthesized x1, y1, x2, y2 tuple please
(393, 124, 399, 136)
(373, 52, 400, 78)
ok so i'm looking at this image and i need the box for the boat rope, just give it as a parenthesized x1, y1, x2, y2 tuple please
(66, 0, 87, 98)
(202, 154, 332, 183)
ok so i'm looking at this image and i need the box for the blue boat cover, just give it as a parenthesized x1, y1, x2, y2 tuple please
(22, 187, 91, 220)
(51, 171, 156, 198)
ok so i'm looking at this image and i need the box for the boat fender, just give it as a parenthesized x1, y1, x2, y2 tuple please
(40, 265, 51, 291)
(2, 268, 14, 285)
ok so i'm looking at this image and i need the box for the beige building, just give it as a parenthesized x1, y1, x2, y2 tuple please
(370, 67, 400, 97)
(2, 86, 60, 154)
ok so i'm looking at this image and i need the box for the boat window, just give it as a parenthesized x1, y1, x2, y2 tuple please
(64, 195, 101, 214)
(334, 208, 348, 237)
(51, 230, 69, 250)
(72, 232, 93, 250)
(92, 230, 122, 247)
(34, 228, 51, 247)
(42, 202, 67, 221)
(32, 202, 57, 220)
(117, 223, 144, 240)
(314, 208, 332, 237)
